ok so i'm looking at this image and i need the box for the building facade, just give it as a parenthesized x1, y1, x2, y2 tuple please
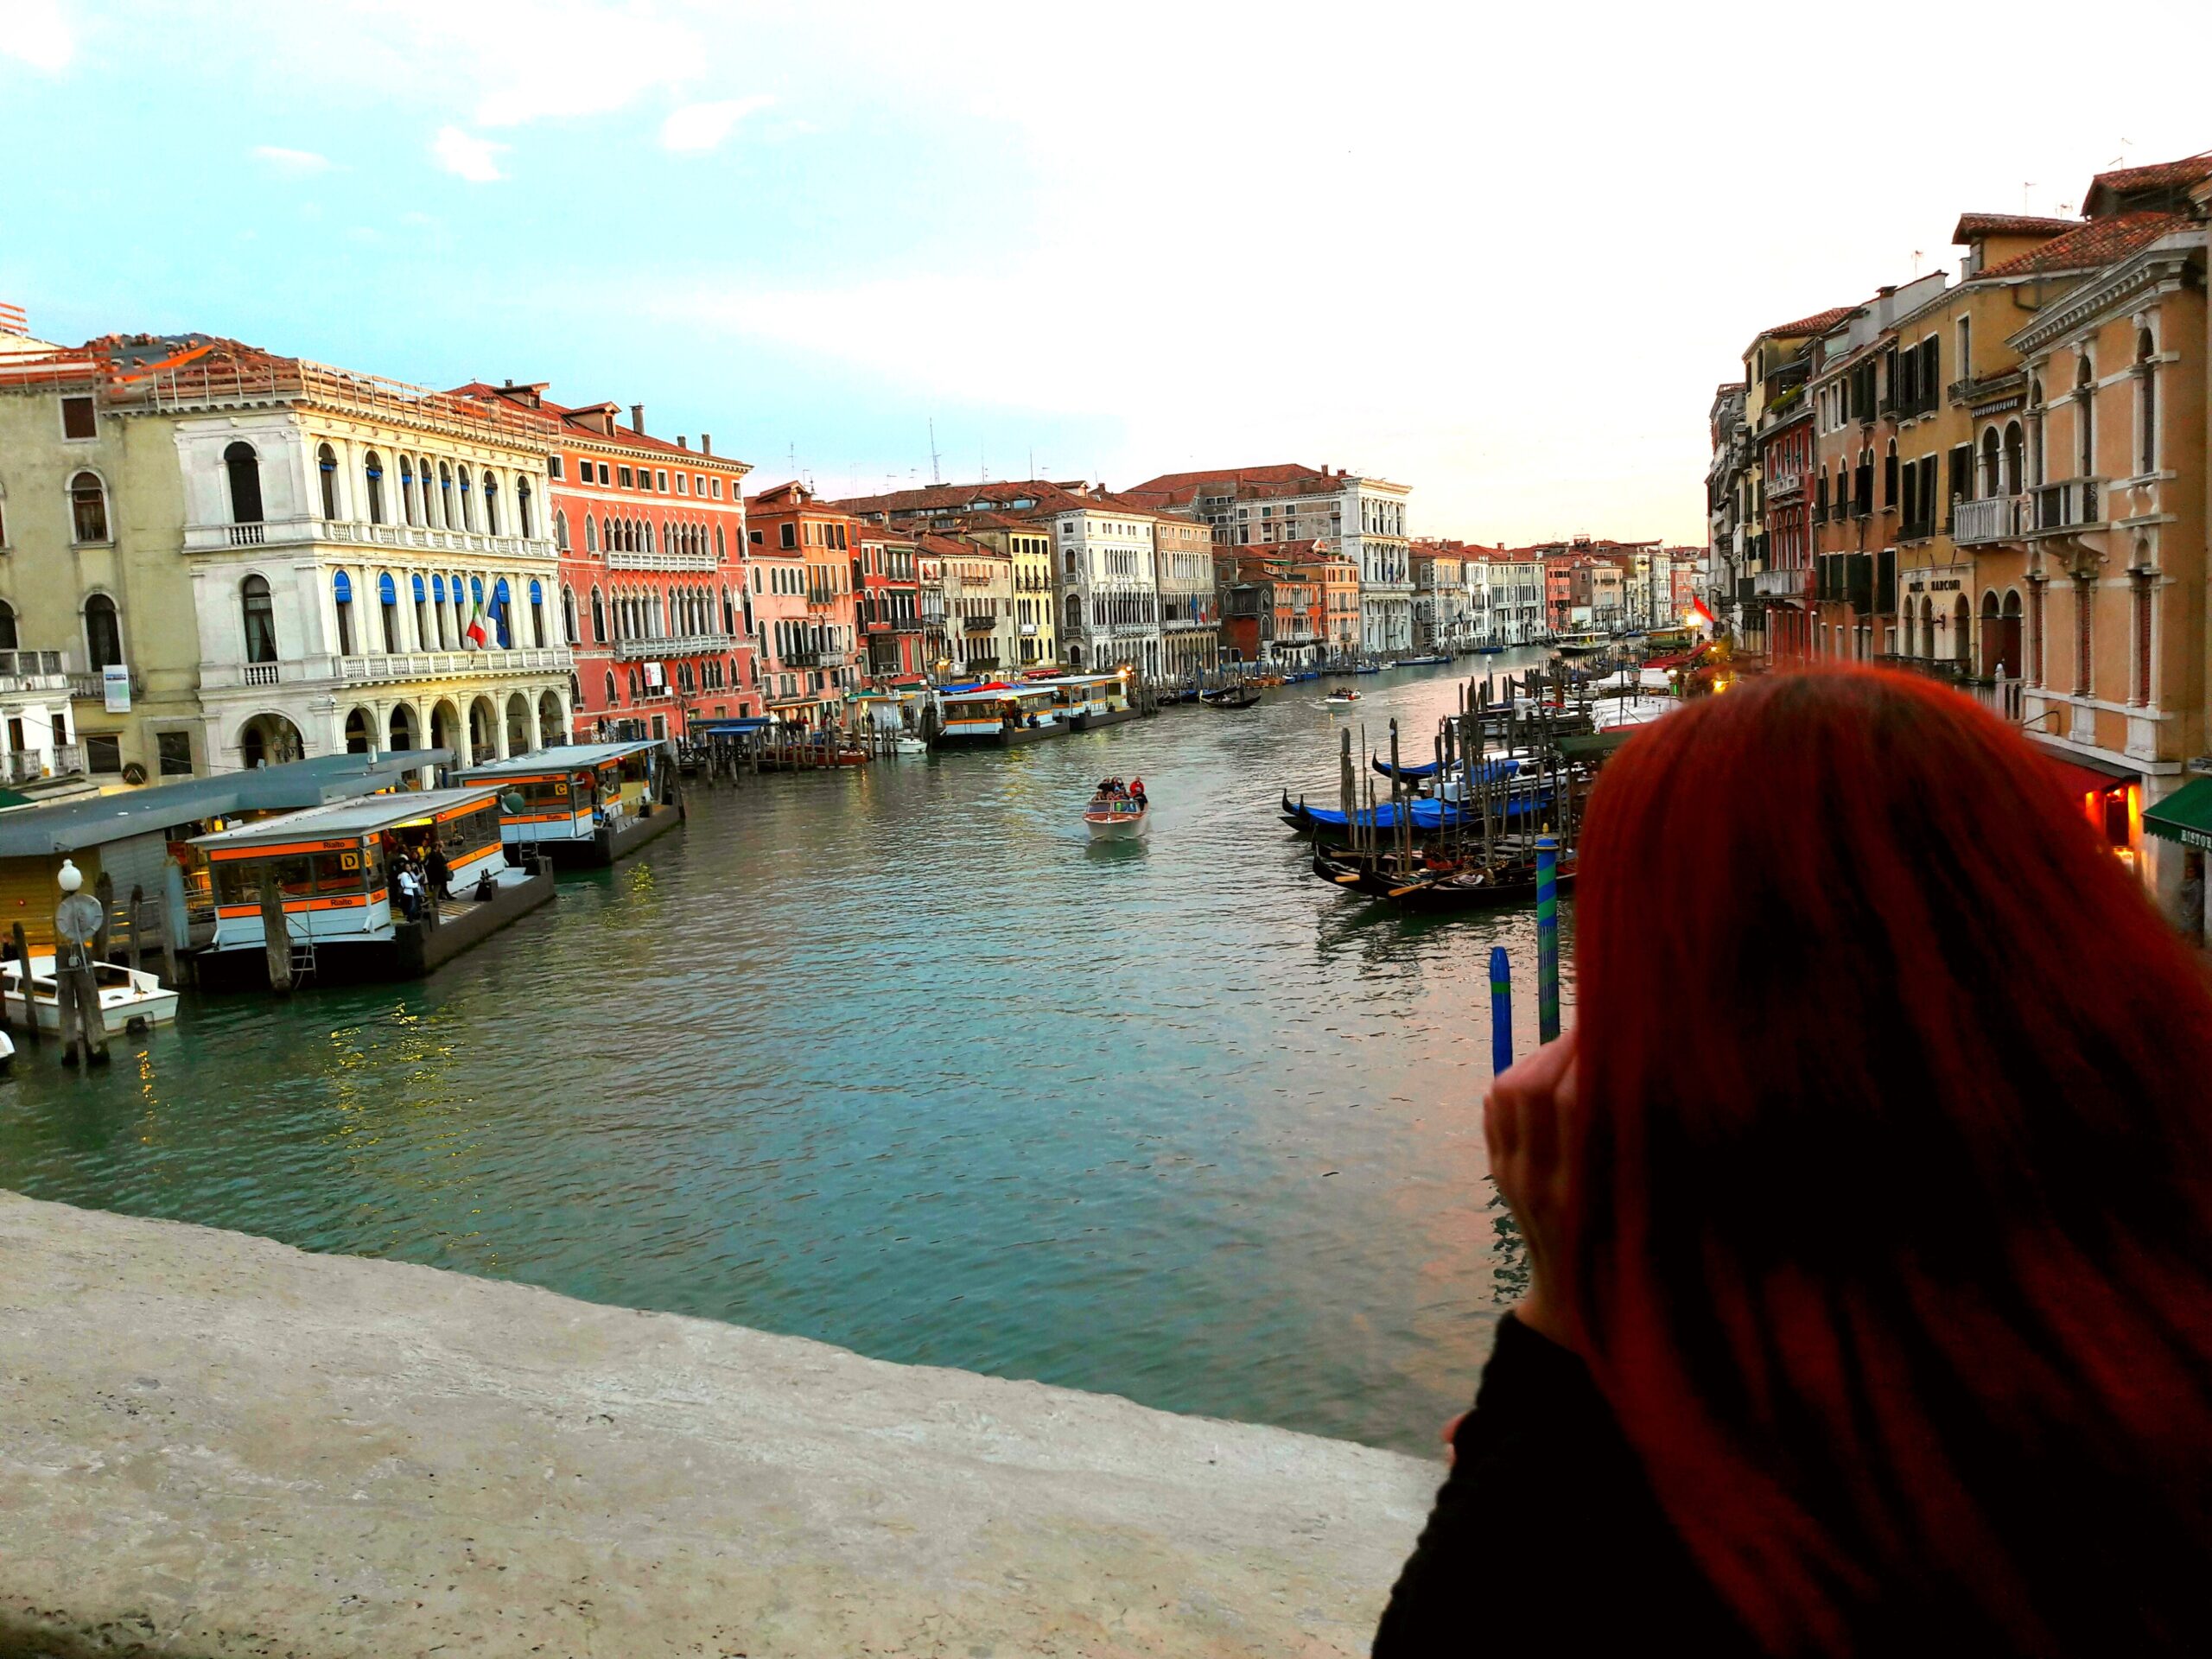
(461, 386, 755, 741)
(0, 332, 575, 787)
(853, 523, 927, 685)
(745, 481, 861, 728)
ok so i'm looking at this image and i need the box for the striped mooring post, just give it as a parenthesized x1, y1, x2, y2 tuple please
(1489, 945, 1514, 1076)
(1535, 834, 1560, 1044)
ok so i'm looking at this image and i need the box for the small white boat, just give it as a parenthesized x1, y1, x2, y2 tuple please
(1324, 689, 1361, 708)
(892, 734, 928, 754)
(0, 1027, 13, 1071)
(3, 955, 180, 1035)
(1084, 791, 1149, 840)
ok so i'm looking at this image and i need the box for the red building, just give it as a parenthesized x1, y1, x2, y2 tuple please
(743, 481, 861, 729)
(853, 522, 927, 685)
(1760, 404, 1816, 663)
(458, 385, 755, 740)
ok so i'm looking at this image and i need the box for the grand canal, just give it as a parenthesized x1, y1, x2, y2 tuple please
(0, 653, 1574, 1455)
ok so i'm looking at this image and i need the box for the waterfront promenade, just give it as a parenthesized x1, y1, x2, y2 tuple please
(0, 1191, 1434, 1657)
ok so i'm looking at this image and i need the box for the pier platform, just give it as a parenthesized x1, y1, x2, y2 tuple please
(524, 800, 684, 868)
(0, 1192, 1434, 1658)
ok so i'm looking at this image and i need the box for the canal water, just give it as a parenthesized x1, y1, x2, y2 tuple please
(0, 653, 1575, 1455)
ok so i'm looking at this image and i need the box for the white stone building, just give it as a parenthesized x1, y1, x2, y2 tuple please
(1470, 556, 1546, 645)
(1047, 498, 1162, 676)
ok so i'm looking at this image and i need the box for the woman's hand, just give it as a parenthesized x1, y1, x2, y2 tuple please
(1484, 1027, 1580, 1351)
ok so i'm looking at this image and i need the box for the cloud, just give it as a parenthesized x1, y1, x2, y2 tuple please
(0, 0, 73, 71)
(431, 126, 506, 183)
(660, 95, 774, 153)
(252, 144, 333, 175)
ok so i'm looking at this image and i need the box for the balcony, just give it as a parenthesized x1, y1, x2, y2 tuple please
(608, 547, 718, 573)
(614, 634, 728, 662)
(0, 649, 70, 693)
(1952, 494, 2026, 547)
(963, 614, 996, 633)
(2030, 479, 2102, 536)
(69, 667, 143, 702)
(200, 645, 573, 692)
(1751, 567, 1813, 600)
(184, 515, 556, 563)
(2, 744, 81, 784)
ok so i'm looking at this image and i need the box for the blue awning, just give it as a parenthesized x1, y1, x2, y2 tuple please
(378, 571, 397, 603)
(697, 718, 770, 734)
(412, 573, 426, 601)
(494, 576, 512, 601)
(332, 569, 352, 602)
(432, 574, 446, 601)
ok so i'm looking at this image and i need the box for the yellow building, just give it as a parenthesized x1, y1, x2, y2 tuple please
(946, 513, 1057, 668)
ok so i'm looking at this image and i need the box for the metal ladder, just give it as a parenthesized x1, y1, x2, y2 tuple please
(287, 927, 318, 984)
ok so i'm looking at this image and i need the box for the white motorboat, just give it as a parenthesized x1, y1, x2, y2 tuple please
(892, 734, 928, 754)
(1084, 791, 1149, 840)
(2, 955, 180, 1035)
(1324, 689, 1361, 708)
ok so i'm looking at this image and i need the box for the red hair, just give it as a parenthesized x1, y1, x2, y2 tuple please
(1571, 667, 2212, 1656)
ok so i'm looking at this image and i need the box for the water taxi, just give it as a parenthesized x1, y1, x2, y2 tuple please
(934, 683, 1066, 747)
(1048, 671, 1139, 731)
(1324, 688, 1361, 707)
(1084, 783, 1149, 840)
(1551, 632, 1611, 658)
(189, 787, 553, 985)
(2, 955, 179, 1033)
(456, 740, 677, 868)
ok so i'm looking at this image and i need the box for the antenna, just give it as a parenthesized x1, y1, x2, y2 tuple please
(787, 439, 798, 482)
(928, 418, 942, 486)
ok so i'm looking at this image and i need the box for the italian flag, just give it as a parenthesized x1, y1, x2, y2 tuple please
(463, 603, 491, 649)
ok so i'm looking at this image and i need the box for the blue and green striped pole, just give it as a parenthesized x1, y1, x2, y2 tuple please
(1535, 834, 1560, 1044)
(1489, 945, 1514, 1075)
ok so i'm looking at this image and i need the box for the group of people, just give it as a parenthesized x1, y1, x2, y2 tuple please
(1092, 776, 1147, 806)
(385, 840, 452, 925)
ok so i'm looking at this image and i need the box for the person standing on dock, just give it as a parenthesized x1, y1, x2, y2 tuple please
(394, 861, 422, 924)
(1377, 668, 2212, 1659)
(425, 841, 451, 906)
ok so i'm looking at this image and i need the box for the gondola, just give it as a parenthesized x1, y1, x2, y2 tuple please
(1381, 861, 1578, 913)
(1277, 786, 1554, 847)
(1203, 686, 1264, 709)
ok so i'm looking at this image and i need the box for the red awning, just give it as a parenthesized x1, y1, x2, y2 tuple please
(2045, 756, 2134, 799)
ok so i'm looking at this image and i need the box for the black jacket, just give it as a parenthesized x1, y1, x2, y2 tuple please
(1374, 1314, 1761, 1656)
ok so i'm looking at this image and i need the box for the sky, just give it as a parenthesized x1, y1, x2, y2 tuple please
(3, 0, 2209, 546)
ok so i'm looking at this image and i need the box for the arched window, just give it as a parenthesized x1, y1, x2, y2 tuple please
(225, 442, 264, 524)
(483, 470, 500, 535)
(237, 575, 276, 664)
(2132, 546, 2154, 707)
(605, 670, 620, 707)
(1979, 428, 2001, 499)
(590, 586, 606, 645)
(413, 572, 429, 646)
(561, 584, 577, 645)
(332, 569, 356, 656)
(399, 456, 419, 525)
(2137, 327, 2157, 476)
(455, 466, 474, 531)
(721, 585, 734, 634)
(317, 442, 340, 519)
(70, 471, 109, 543)
(715, 524, 726, 559)
(554, 509, 569, 551)
(437, 461, 454, 527)
(470, 575, 485, 610)
(2002, 421, 2024, 496)
(529, 578, 545, 647)
(492, 577, 513, 648)
(429, 573, 448, 648)
(2075, 353, 2095, 477)
(517, 478, 534, 540)
(364, 451, 385, 525)
(584, 513, 597, 553)
(1883, 439, 1897, 509)
(378, 570, 401, 652)
(83, 592, 123, 670)
(0, 601, 16, 651)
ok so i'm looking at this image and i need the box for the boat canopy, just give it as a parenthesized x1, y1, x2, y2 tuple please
(457, 741, 661, 780)
(1300, 793, 1552, 832)
(189, 787, 504, 853)
(695, 718, 771, 734)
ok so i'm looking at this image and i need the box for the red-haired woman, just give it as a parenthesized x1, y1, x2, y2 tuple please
(1376, 668, 2212, 1657)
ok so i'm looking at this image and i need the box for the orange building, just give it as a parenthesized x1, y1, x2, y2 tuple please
(743, 481, 861, 729)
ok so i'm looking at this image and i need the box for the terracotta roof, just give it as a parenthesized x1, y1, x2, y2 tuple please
(831, 479, 1085, 518)
(1125, 463, 1328, 495)
(1974, 211, 2190, 281)
(1951, 213, 2081, 244)
(449, 382, 749, 469)
(1758, 306, 1855, 340)
(2083, 151, 2212, 217)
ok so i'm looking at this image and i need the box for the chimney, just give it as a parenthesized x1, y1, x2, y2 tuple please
(702, 434, 712, 455)
(504, 377, 514, 387)
(631, 403, 645, 434)
(678, 435, 689, 450)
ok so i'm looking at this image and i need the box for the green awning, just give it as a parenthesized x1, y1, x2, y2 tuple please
(2145, 777, 2212, 851)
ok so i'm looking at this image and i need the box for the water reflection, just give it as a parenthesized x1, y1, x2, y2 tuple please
(0, 653, 1577, 1452)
